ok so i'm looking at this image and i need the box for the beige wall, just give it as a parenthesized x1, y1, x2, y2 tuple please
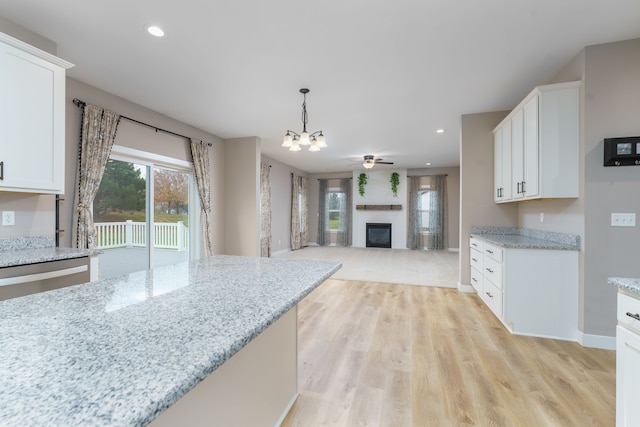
(581, 38, 640, 336)
(223, 137, 260, 256)
(0, 16, 56, 54)
(459, 111, 517, 286)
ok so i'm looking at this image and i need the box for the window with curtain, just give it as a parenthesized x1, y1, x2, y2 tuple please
(317, 178, 352, 246)
(407, 175, 447, 250)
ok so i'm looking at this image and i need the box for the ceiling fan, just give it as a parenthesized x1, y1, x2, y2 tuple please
(362, 154, 394, 169)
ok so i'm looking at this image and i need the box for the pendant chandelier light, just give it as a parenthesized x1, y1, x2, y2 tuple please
(282, 88, 326, 152)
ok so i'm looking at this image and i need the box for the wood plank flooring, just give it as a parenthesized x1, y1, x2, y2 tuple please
(281, 279, 616, 427)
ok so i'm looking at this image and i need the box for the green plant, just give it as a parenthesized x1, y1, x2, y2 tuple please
(390, 172, 400, 197)
(358, 173, 368, 196)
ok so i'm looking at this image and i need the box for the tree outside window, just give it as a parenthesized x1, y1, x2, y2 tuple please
(419, 189, 436, 233)
(327, 191, 345, 231)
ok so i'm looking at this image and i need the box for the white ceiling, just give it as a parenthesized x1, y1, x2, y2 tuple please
(1, 0, 640, 173)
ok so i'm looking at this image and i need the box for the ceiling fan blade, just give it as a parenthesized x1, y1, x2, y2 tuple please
(374, 160, 394, 165)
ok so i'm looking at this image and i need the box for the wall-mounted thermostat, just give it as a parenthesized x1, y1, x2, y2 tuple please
(604, 136, 640, 166)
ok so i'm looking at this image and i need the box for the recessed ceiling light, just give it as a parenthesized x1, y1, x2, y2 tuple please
(146, 25, 165, 37)
(436, 129, 445, 134)
(425, 162, 432, 166)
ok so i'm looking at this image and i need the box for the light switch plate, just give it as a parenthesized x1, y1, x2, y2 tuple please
(2, 211, 15, 226)
(611, 213, 636, 227)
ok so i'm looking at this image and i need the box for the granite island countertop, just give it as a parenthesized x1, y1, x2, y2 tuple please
(0, 255, 341, 426)
(470, 227, 580, 251)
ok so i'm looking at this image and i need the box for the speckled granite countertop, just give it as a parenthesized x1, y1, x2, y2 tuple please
(470, 227, 580, 250)
(0, 255, 341, 426)
(608, 277, 640, 295)
(0, 246, 99, 268)
(0, 235, 98, 268)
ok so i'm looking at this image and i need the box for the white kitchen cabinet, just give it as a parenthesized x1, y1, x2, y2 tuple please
(616, 292, 640, 427)
(493, 81, 579, 203)
(0, 32, 73, 194)
(469, 237, 578, 340)
(493, 120, 512, 202)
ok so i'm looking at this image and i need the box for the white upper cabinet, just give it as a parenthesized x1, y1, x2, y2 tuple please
(493, 120, 512, 202)
(493, 81, 580, 203)
(0, 32, 73, 194)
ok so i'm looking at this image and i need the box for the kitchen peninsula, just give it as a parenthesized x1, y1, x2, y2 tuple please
(0, 255, 341, 426)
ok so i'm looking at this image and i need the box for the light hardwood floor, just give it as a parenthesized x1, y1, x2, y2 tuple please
(281, 279, 616, 427)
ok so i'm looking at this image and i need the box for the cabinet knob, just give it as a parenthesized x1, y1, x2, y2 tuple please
(626, 312, 640, 321)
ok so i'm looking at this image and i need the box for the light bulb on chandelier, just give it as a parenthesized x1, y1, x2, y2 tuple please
(282, 88, 326, 152)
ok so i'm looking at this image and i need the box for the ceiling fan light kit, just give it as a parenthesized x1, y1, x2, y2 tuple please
(282, 88, 326, 152)
(362, 154, 393, 169)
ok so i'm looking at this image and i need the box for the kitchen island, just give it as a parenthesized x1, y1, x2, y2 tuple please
(0, 255, 341, 426)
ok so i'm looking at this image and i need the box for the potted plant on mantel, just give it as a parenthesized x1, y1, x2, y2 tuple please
(390, 172, 399, 197)
(358, 173, 367, 196)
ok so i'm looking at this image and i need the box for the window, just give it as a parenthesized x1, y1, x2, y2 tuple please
(419, 188, 435, 233)
(327, 190, 345, 231)
(93, 145, 198, 280)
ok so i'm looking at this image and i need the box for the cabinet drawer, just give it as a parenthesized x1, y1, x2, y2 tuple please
(470, 248, 483, 271)
(482, 281, 503, 318)
(470, 266, 483, 293)
(483, 256, 503, 289)
(470, 237, 484, 252)
(484, 243, 503, 262)
(618, 292, 640, 333)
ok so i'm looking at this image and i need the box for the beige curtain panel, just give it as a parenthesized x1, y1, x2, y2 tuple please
(190, 139, 214, 257)
(290, 173, 301, 250)
(72, 104, 120, 249)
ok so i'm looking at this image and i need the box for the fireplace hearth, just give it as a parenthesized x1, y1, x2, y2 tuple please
(366, 223, 392, 248)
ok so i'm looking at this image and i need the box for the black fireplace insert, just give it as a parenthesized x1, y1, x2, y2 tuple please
(366, 223, 392, 248)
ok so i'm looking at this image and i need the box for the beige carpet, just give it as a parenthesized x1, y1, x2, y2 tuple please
(276, 246, 459, 288)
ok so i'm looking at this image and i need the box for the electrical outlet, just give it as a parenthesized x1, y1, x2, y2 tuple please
(611, 213, 636, 227)
(2, 211, 15, 226)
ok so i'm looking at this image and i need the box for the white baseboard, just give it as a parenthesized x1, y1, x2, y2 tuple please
(448, 247, 460, 252)
(577, 331, 616, 350)
(457, 282, 476, 293)
(271, 248, 291, 257)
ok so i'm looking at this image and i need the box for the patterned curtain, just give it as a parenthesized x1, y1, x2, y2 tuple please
(260, 163, 272, 257)
(72, 104, 120, 249)
(300, 176, 309, 247)
(290, 173, 301, 250)
(428, 175, 447, 250)
(337, 178, 352, 246)
(317, 179, 328, 246)
(190, 139, 214, 257)
(407, 175, 423, 249)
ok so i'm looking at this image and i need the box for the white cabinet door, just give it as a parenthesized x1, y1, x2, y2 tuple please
(493, 120, 512, 202)
(510, 108, 524, 200)
(0, 37, 69, 194)
(523, 94, 540, 199)
(617, 325, 640, 427)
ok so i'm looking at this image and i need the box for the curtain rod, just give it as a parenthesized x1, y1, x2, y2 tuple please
(407, 174, 448, 177)
(72, 98, 212, 146)
(317, 177, 352, 180)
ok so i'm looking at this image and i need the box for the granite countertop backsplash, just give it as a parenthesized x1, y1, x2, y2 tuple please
(0, 255, 341, 426)
(0, 236, 99, 268)
(471, 227, 580, 250)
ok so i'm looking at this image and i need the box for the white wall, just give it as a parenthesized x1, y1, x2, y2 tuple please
(352, 169, 407, 249)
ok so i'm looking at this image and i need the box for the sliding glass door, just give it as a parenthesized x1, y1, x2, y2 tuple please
(93, 150, 195, 280)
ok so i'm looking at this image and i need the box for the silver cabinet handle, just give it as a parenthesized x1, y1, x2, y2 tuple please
(626, 312, 640, 321)
(485, 292, 493, 298)
(471, 243, 478, 247)
(486, 249, 494, 254)
(522, 181, 526, 193)
(0, 161, 4, 181)
(486, 268, 494, 274)
(471, 258, 478, 262)
(471, 277, 478, 283)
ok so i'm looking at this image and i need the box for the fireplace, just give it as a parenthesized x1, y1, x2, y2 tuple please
(366, 223, 392, 248)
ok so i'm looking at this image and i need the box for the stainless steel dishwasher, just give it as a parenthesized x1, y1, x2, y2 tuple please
(0, 257, 91, 301)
